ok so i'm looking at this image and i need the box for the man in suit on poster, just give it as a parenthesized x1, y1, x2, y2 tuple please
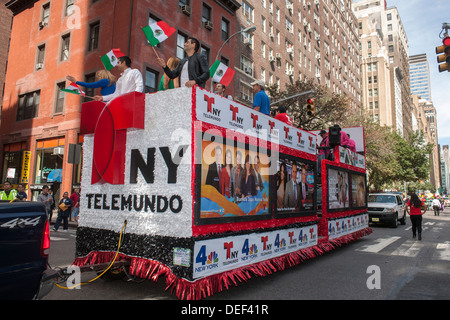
(205, 145, 223, 192)
(284, 163, 303, 210)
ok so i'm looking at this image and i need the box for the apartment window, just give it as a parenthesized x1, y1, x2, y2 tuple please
(60, 34, 71, 61)
(55, 82, 66, 114)
(202, 4, 212, 28)
(387, 13, 392, 21)
(200, 46, 210, 65)
(262, 16, 266, 33)
(176, 33, 188, 59)
(40, 3, 50, 28)
(17, 91, 40, 121)
(179, 0, 189, 7)
(36, 44, 45, 70)
(240, 83, 253, 102)
(388, 45, 394, 53)
(242, 1, 254, 23)
(221, 19, 229, 40)
(66, 0, 75, 16)
(240, 55, 253, 76)
(83, 73, 96, 102)
(88, 21, 100, 51)
(145, 68, 159, 93)
(367, 41, 371, 49)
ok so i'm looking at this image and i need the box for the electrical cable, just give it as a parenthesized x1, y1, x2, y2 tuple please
(55, 220, 127, 290)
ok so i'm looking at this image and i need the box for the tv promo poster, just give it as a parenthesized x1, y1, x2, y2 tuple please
(199, 139, 271, 220)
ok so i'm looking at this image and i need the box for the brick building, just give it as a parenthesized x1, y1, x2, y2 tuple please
(233, 0, 362, 113)
(1, 0, 240, 200)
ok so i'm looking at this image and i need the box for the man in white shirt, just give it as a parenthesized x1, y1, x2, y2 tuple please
(94, 56, 143, 102)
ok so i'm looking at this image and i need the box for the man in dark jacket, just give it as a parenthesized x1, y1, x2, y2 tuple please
(157, 37, 210, 88)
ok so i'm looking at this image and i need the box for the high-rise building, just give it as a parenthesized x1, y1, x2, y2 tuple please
(353, 0, 412, 137)
(234, 0, 362, 112)
(409, 53, 432, 102)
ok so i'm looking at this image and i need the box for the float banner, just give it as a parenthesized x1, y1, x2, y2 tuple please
(193, 224, 318, 279)
(328, 213, 369, 240)
(327, 167, 350, 210)
(195, 86, 316, 155)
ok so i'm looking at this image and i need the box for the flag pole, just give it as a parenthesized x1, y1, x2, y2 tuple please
(151, 46, 160, 59)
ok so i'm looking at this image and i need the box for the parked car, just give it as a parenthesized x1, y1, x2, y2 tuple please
(0, 201, 58, 299)
(367, 193, 406, 228)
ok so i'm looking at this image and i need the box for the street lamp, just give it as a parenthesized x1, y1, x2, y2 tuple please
(211, 26, 257, 91)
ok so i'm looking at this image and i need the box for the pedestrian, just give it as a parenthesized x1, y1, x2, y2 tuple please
(273, 106, 293, 125)
(0, 181, 17, 200)
(432, 197, 441, 216)
(16, 183, 27, 200)
(37, 185, 53, 218)
(406, 192, 426, 240)
(250, 79, 271, 116)
(53, 192, 73, 232)
(70, 188, 80, 222)
(156, 37, 210, 88)
(158, 57, 180, 91)
(93, 56, 143, 102)
(66, 70, 117, 96)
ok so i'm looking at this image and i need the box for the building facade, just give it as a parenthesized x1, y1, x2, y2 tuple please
(409, 53, 432, 103)
(353, 0, 412, 137)
(233, 0, 362, 112)
(1, 0, 240, 200)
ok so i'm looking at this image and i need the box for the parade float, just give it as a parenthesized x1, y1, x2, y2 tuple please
(73, 86, 371, 299)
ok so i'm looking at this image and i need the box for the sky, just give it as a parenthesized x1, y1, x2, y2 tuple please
(377, 0, 450, 146)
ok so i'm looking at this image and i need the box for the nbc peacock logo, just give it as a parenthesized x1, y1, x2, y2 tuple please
(207, 251, 219, 264)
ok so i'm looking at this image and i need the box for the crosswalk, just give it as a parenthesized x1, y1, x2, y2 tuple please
(50, 229, 76, 241)
(355, 233, 450, 261)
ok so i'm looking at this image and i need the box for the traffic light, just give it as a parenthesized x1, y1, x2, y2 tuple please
(305, 98, 315, 117)
(436, 36, 450, 72)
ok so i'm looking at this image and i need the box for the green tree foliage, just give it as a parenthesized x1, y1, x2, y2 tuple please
(267, 79, 434, 191)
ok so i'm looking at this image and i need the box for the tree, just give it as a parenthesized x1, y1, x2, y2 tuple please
(266, 79, 349, 131)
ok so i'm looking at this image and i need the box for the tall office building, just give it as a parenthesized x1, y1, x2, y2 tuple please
(353, 0, 412, 137)
(409, 53, 432, 102)
(234, 0, 362, 112)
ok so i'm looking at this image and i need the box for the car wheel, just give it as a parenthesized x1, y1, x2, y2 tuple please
(391, 213, 398, 228)
(400, 212, 406, 225)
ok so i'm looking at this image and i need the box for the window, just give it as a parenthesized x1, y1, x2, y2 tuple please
(176, 33, 187, 59)
(34, 138, 65, 185)
(202, 4, 211, 24)
(60, 34, 71, 61)
(221, 19, 229, 41)
(55, 82, 66, 114)
(41, 3, 50, 26)
(88, 21, 100, 51)
(145, 68, 159, 93)
(240, 55, 253, 76)
(200, 46, 210, 65)
(36, 44, 45, 70)
(387, 13, 392, 21)
(65, 0, 75, 16)
(17, 91, 40, 121)
(83, 73, 96, 102)
(242, 1, 254, 23)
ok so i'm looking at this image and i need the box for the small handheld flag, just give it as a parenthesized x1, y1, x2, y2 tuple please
(142, 21, 176, 46)
(101, 49, 125, 71)
(61, 83, 85, 97)
(210, 60, 235, 87)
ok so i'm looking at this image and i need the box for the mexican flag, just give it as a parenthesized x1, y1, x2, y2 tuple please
(142, 21, 176, 46)
(61, 83, 85, 97)
(210, 60, 235, 87)
(101, 49, 125, 71)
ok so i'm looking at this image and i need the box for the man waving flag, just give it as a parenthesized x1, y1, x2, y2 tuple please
(142, 21, 176, 46)
(210, 60, 235, 87)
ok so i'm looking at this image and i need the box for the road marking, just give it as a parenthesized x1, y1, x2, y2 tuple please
(433, 242, 450, 261)
(50, 236, 68, 241)
(356, 236, 401, 253)
(391, 240, 423, 257)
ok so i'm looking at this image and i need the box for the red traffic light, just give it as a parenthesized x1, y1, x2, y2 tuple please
(307, 98, 313, 104)
(444, 36, 450, 46)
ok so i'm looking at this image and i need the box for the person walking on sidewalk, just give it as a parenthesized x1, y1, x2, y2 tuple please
(406, 192, 426, 240)
(432, 198, 441, 216)
(53, 192, 73, 232)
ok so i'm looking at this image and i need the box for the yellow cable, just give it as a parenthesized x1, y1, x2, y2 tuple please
(55, 220, 127, 290)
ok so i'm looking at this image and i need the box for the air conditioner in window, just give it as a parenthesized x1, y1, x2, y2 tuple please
(269, 55, 276, 62)
(53, 147, 64, 155)
(35, 63, 44, 70)
(287, 4, 293, 11)
(203, 20, 213, 30)
(269, 32, 274, 38)
(287, 47, 293, 54)
(276, 53, 282, 59)
(286, 70, 294, 76)
(39, 21, 48, 29)
(181, 5, 191, 16)
(314, 0, 320, 5)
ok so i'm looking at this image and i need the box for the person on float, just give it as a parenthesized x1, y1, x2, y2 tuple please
(273, 106, 293, 125)
(66, 69, 116, 96)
